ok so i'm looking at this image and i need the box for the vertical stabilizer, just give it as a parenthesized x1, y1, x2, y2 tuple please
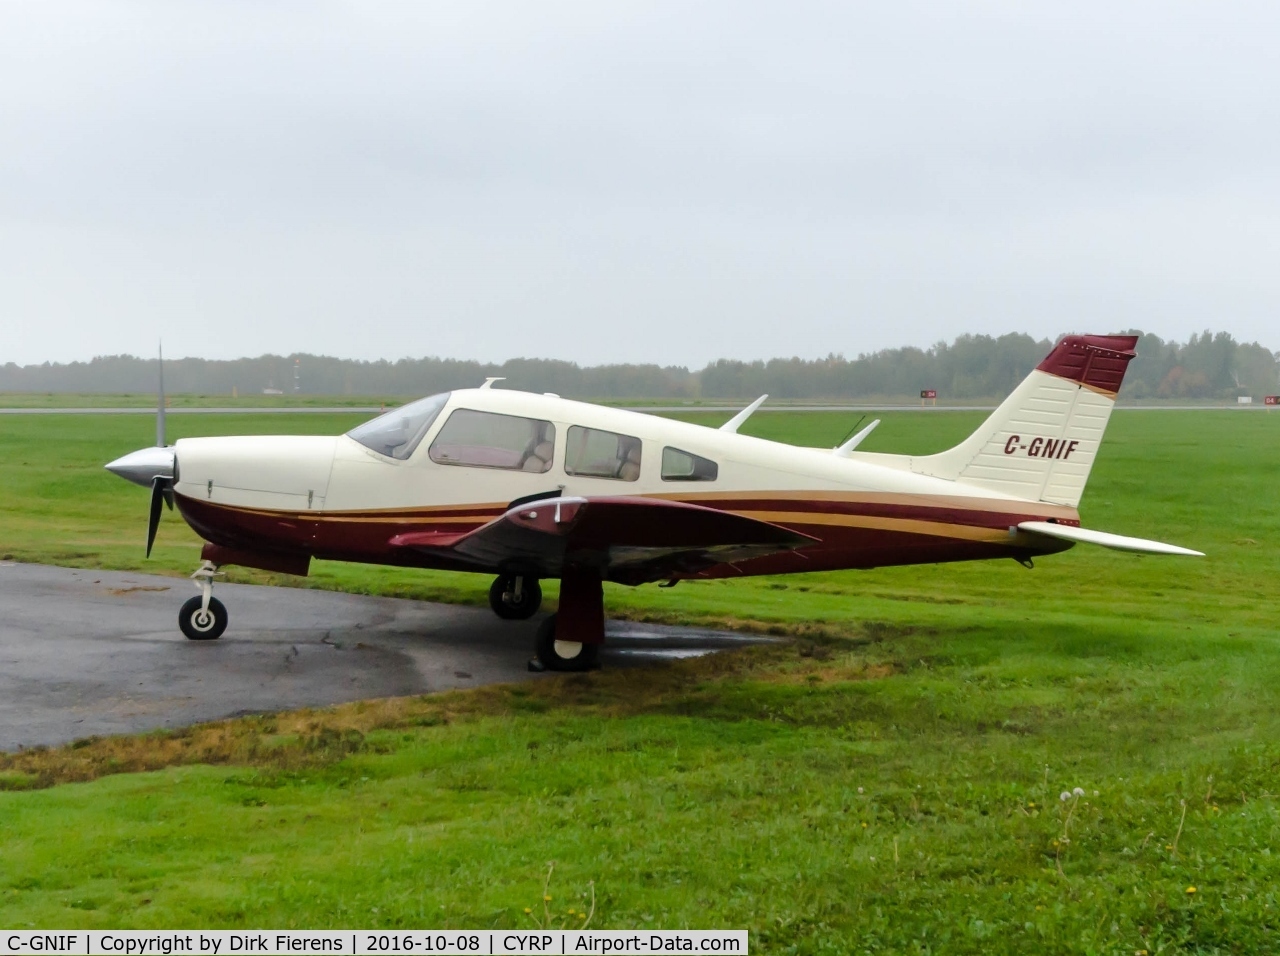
(910, 334, 1138, 507)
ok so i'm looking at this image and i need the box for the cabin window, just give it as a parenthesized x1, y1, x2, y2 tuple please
(661, 447, 719, 481)
(429, 409, 556, 472)
(565, 426, 642, 480)
(347, 392, 450, 460)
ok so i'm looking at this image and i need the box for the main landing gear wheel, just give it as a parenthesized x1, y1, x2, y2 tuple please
(534, 613, 599, 672)
(179, 595, 228, 640)
(489, 574, 542, 620)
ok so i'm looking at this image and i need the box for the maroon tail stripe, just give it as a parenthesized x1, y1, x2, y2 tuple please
(1036, 334, 1138, 394)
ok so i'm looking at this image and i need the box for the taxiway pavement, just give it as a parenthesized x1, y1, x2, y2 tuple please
(0, 563, 766, 751)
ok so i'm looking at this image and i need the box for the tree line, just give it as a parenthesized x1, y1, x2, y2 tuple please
(2, 330, 1276, 401)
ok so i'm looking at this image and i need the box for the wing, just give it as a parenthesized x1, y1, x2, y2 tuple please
(390, 495, 818, 583)
(1018, 521, 1203, 556)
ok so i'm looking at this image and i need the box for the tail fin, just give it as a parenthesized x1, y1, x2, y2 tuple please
(911, 334, 1137, 507)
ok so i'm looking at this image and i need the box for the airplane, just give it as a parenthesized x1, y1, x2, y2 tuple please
(105, 334, 1201, 671)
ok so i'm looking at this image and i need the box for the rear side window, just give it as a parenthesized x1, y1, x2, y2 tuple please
(662, 447, 718, 481)
(429, 409, 556, 472)
(565, 426, 642, 481)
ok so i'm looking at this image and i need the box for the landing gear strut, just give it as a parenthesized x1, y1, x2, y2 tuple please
(489, 574, 542, 620)
(180, 560, 227, 640)
(532, 568, 604, 672)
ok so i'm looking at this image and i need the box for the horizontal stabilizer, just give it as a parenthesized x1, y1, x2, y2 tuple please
(1017, 521, 1203, 556)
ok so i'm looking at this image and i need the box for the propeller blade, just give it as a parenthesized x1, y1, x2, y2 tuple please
(146, 478, 169, 557)
(156, 341, 166, 448)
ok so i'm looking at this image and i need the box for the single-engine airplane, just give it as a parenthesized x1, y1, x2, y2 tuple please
(106, 334, 1201, 671)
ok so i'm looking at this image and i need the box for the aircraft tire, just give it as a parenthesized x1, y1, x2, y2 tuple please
(489, 575, 542, 620)
(179, 595, 228, 641)
(534, 613, 599, 672)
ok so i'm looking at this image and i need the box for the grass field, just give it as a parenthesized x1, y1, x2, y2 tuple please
(1, 407, 1278, 953)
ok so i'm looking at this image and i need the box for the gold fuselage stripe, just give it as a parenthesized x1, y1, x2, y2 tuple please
(731, 510, 1012, 543)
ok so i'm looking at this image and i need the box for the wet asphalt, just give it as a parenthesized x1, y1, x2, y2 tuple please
(0, 563, 769, 752)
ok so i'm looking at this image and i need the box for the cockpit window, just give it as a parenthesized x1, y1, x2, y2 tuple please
(346, 392, 450, 460)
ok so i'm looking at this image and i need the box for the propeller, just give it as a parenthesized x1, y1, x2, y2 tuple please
(156, 340, 166, 448)
(146, 342, 172, 558)
(105, 342, 176, 557)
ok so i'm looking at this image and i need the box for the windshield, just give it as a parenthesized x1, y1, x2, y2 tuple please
(346, 392, 450, 460)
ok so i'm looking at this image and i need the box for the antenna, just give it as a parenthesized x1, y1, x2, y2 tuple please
(156, 341, 166, 447)
(719, 394, 768, 433)
(836, 415, 866, 448)
(834, 418, 881, 457)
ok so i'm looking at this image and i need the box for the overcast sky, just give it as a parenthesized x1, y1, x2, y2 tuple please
(2, 2, 1278, 368)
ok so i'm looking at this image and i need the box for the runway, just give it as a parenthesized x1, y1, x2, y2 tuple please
(0, 563, 769, 752)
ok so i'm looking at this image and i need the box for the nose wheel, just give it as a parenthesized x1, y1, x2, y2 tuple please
(489, 574, 542, 620)
(180, 595, 228, 640)
(180, 560, 228, 640)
